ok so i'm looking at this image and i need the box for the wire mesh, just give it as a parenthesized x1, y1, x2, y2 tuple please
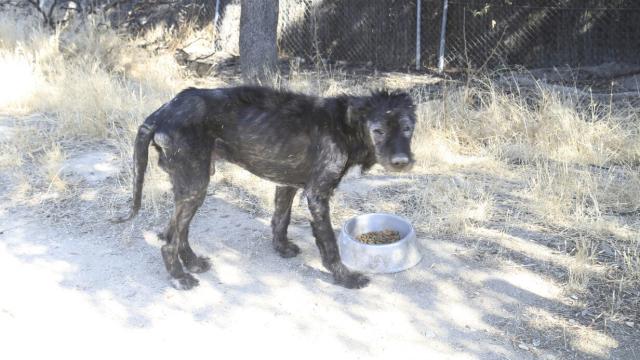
(443, 0, 640, 69)
(212, 0, 640, 70)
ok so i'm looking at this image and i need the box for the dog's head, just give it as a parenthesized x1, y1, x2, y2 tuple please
(347, 90, 416, 172)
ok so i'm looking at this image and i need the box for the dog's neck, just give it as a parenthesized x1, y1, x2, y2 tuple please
(352, 138, 377, 172)
(337, 99, 377, 171)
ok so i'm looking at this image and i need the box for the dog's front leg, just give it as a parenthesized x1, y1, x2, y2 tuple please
(306, 191, 370, 289)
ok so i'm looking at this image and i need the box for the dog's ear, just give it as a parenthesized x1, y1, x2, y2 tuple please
(345, 97, 368, 128)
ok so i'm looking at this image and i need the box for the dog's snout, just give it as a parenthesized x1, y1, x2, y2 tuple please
(391, 154, 410, 166)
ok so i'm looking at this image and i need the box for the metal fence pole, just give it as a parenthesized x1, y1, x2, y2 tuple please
(416, 0, 421, 71)
(213, 0, 221, 27)
(437, 0, 449, 73)
(212, 0, 221, 48)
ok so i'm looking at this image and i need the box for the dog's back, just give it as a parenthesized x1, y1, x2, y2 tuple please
(150, 86, 353, 186)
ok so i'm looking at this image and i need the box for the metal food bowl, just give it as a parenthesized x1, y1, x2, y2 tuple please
(338, 213, 422, 274)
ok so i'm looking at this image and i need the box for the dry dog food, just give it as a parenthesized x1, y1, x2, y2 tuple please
(356, 229, 401, 245)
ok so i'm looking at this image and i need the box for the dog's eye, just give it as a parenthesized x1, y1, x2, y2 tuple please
(373, 129, 385, 136)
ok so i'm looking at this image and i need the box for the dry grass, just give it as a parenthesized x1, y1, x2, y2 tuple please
(414, 77, 640, 324)
(0, 10, 638, 338)
(0, 13, 194, 214)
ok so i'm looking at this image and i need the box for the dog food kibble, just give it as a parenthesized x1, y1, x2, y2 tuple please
(356, 229, 401, 245)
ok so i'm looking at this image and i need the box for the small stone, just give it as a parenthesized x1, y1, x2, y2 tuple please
(570, 294, 578, 300)
(626, 321, 634, 328)
(518, 343, 529, 351)
(532, 338, 541, 347)
(423, 330, 436, 338)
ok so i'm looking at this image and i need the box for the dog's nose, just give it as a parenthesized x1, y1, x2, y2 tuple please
(391, 154, 410, 166)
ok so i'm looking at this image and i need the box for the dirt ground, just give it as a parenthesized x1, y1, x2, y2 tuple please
(0, 143, 637, 360)
(2, 6, 640, 358)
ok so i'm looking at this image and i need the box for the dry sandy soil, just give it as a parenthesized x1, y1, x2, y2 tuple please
(0, 142, 637, 360)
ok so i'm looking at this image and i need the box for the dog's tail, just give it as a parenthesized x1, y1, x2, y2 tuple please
(111, 118, 158, 223)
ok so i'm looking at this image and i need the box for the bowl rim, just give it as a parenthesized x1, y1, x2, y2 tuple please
(340, 212, 416, 248)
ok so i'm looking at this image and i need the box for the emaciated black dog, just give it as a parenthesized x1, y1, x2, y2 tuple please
(114, 86, 416, 290)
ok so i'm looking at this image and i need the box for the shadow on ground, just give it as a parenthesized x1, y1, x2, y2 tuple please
(0, 163, 637, 359)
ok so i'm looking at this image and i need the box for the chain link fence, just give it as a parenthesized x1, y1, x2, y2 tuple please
(211, 0, 640, 71)
(443, 0, 640, 70)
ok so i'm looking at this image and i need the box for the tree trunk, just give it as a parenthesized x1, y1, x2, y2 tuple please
(239, 0, 279, 85)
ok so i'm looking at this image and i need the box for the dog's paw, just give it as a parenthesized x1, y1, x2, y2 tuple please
(185, 256, 211, 273)
(329, 262, 370, 289)
(335, 271, 370, 289)
(273, 241, 301, 258)
(170, 273, 200, 290)
(157, 231, 169, 242)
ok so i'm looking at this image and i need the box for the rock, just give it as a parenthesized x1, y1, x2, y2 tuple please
(532, 338, 541, 347)
(62, 152, 118, 185)
(0, 125, 15, 141)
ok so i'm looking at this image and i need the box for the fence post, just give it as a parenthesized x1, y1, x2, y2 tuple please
(416, 0, 421, 71)
(213, 0, 221, 28)
(437, 0, 449, 73)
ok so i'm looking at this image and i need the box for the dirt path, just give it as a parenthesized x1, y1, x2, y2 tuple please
(0, 204, 534, 359)
(1, 151, 633, 360)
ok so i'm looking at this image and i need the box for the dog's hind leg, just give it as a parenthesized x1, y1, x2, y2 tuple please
(177, 199, 211, 276)
(162, 151, 212, 290)
(271, 186, 300, 258)
(158, 220, 175, 243)
(159, 157, 213, 243)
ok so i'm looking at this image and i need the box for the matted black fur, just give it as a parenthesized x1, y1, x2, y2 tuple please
(114, 86, 416, 290)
